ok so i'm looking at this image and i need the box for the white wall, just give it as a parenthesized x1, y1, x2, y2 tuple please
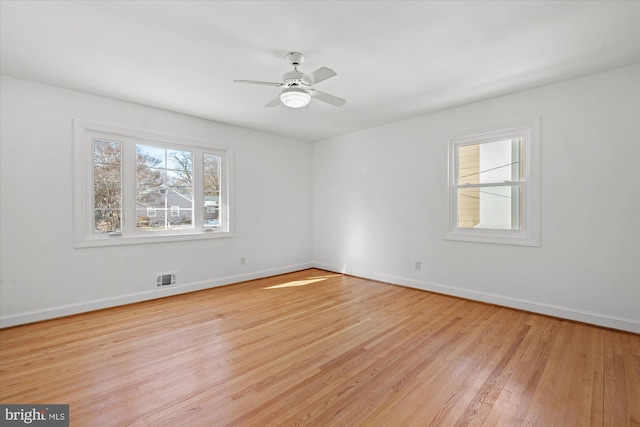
(313, 64, 640, 333)
(3, 66, 639, 333)
(0, 75, 313, 327)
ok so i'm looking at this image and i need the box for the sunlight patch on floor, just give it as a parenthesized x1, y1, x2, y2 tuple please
(263, 274, 341, 289)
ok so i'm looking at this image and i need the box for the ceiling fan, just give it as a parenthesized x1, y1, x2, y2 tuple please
(234, 52, 346, 109)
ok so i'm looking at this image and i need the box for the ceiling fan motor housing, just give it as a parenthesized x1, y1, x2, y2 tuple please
(283, 70, 306, 87)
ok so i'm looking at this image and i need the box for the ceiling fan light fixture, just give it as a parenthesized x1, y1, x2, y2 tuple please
(280, 88, 310, 108)
(234, 52, 345, 108)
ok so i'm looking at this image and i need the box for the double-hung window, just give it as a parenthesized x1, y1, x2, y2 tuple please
(445, 117, 540, 246)
(74, 120, 232, 247)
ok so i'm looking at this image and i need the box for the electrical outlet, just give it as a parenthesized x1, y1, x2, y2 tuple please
(414, 261, 421, 270)
(240, 257, 246, 265)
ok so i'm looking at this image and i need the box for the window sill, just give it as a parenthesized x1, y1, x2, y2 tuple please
(74, 229, 233, 248)
(443, 228, 539, 247)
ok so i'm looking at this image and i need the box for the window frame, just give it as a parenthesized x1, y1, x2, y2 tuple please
(73, 120, 233, 247)
(444, 117, 540, 246)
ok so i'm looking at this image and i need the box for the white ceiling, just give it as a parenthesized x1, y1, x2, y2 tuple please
(1, 1, 639, 141)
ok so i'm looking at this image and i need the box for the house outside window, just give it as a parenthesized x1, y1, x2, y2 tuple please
(445, 117, 540, 246)
(74, 120, 233, 247)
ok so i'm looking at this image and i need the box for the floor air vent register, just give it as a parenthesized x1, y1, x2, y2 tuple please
(156, 273, 176, 288)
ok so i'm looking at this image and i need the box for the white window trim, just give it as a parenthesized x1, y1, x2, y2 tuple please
(73, 119, 234, 248)
(444, 117, 540, 246)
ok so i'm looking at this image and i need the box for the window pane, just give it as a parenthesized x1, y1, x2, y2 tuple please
(93, 139, 121, 232)
(136, 144, 194, 232)
(458, 138, 521, 185)
(204, 153, 221, 226)
(457, 185, 521, 230)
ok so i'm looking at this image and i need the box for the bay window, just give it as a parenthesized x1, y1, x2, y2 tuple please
(74, 120, 232, 247)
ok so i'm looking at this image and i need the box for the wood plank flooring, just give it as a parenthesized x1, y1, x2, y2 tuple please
(1, 269, 639, 426)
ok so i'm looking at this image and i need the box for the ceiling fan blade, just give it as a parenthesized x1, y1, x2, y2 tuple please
(234, 80, 283, 87)
(308, 89, 346, 107)
(265, 95, 281, 107)
(302, 67, 337, 85)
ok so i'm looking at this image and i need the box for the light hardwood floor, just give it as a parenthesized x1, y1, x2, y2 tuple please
(1, 269, 639, 426)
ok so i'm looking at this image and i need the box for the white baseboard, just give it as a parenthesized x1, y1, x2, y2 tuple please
(0, 262, 313, 328)
(313, 262, 640, 334)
